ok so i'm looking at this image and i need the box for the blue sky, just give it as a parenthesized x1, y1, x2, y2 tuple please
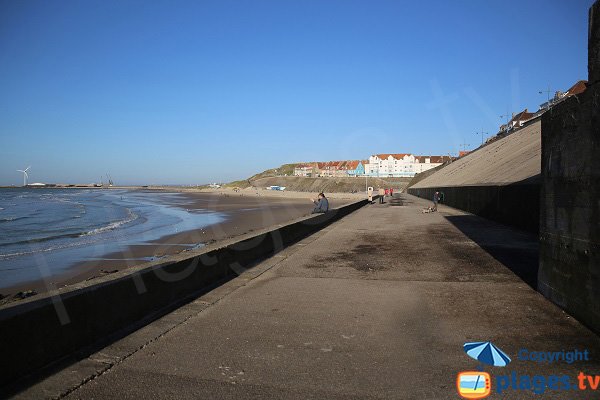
(0, 0, 593, 185)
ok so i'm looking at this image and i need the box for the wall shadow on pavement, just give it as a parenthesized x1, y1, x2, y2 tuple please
(409, 176, 540, 234)
(444, 214, 539, 289)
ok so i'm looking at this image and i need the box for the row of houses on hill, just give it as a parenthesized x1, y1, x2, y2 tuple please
(294, 153, 452, 178)
(294, 160, 366, 178)
(498, 80, 587, 135)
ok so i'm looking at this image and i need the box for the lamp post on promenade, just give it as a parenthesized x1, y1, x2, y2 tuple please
(475, 129, 488, 146)
(500, 112, 511, 134)
(539, 86, 554, 110)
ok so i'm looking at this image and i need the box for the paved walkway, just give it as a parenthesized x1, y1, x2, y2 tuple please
(15, 195, 600, 399)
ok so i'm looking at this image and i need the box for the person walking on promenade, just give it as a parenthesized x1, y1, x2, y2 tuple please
(390, 188, 394, 197)
(432, 191, 439, 211)
(378, 188, 385, 204)
(311, 192, 329, 213)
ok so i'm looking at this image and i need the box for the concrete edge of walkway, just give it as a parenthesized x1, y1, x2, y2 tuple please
(0, 199, 368, 392)
(7, 224, 336, 399)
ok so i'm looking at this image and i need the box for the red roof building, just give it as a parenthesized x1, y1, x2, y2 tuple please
(565, 80, 587, 96)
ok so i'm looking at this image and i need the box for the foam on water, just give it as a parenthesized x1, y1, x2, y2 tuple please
(79, 209, 138, 236)
(0, 188, 225, 289)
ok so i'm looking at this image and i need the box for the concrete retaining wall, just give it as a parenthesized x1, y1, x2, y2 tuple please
(0, 199, 368, 387)
(538, 0, 600, 335)
(590, 0, 600, 84)
(539, 82, 600, 334)
(408, 183, 540, 234)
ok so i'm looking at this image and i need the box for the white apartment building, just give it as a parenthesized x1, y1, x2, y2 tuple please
(365, 154, 451, 177)
(293, 164, 315, 177)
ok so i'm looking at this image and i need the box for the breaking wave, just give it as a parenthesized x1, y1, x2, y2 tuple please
(80, 209, 138, 236)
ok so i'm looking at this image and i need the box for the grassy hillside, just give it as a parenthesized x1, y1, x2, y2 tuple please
(225, 164, 411, 193)
(248, 163, 299, 180)
(223, 179, 253, 189)
(222, 164, 296, 188)
(250, 176, 409, 193)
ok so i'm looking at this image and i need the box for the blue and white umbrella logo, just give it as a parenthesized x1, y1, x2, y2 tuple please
(463, 341, 511, 367)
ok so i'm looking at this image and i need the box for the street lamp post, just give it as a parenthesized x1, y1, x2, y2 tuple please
(500, 112, 511, 134)
(475, 129, 488, 146)
(539, 86, 553, 110)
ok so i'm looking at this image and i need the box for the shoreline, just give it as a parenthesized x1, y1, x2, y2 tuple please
(0, 190, 363, 302)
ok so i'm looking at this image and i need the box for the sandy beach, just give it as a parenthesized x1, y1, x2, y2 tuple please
(1, 188, 364, 299)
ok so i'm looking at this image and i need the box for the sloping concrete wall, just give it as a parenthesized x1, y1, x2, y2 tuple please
(411, 120, 540, 188)
(408, 121, 541, 233)
(0, 199, 367, 388)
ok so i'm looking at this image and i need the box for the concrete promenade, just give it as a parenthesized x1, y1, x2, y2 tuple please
(14, 195, 600, 399)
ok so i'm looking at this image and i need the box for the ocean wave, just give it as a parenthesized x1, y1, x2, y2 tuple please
(0, 231, 87, 248)
(79, 209, 138, 236)
(0, 216, 29, 223)
(1, 213, 79, 227)
(0, 209, 138, 249)
(0, 210, 139, 260)
(0, 239, 82, 260)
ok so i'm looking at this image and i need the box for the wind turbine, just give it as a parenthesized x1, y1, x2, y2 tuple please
(17, 166, 31, 186)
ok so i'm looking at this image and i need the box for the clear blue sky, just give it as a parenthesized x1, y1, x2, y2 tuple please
(0, 0, 593, 185)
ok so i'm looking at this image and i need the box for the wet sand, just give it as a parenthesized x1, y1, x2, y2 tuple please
(0, 190, 360, 300)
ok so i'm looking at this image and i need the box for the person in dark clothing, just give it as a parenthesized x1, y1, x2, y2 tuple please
(311, 192, 329, 213)
(432, 191, 439, 211)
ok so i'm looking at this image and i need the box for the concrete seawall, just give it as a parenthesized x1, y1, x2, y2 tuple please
(539, 86, 600, 333)
(0, 199, 368, 388)
(408, 182, 539, 234)
(408, 120, 541, 234)
(538, 0, 600, 335)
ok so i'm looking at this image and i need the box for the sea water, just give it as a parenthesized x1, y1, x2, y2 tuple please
(0, 188, 225, 289)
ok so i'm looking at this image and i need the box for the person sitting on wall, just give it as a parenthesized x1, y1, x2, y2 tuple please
(311, 192, 329, 213)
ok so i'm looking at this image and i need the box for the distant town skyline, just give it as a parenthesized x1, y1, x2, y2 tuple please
(0, 0, 593, 185)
